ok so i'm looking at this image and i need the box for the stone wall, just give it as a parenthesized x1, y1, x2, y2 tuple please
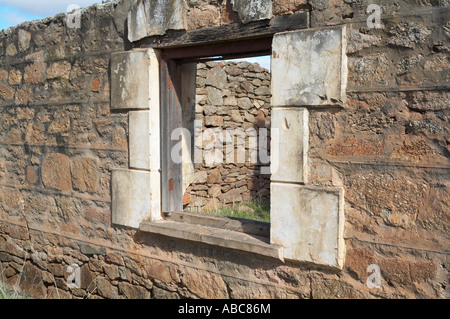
(0, 0, 448, 299)
(184, 61, 271, 212)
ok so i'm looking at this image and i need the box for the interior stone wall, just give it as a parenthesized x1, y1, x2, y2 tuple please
(184, 61, 272, 212)
(0, 0, 448, 299)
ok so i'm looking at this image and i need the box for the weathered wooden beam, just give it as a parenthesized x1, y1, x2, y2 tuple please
(134, 12, 309, 49)
(162, 37, 272, 61)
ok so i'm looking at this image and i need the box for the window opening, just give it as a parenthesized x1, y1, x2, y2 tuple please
(160, 45, 272, 226)
(183, 55, 272, 223)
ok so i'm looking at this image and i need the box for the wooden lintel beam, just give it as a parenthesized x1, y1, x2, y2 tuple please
(134, 11, 309, 51)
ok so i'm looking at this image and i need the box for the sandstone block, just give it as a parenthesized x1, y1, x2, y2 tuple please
(272, 26, 347, 107)
(231, 0, 272, 24)
(119, 282, 150, 299)
(6, 44, 17, 56)
(181, 268, 228, 299)
(18, 29, 31, 51)
(25, 123, 45, 144)
(112, 169, 151, 228)
(14, 86, 33, 105)
(206, 168, 221, 184)
(128, 0, 185, 42)
(191, 171, 207, 184)
(26, 166, 39, 184)
(42, 153, 72, 191)
(24, 54, 46, 84)
(47, 61, 71, 80)
(0, 83, 15, 101)
(205, 115, 224, 127)
(48, 119, 70, 134)
(91, 78, 101, 92)
(111, 50, 154, 110)
(206, 66, 227, 89)
(219, 188, 243, 204)
(273, 0, 307, 15)
(271, 108, 309, 183)
(0, 69, 8, 81)
(8, 69, 22, 85)
(96, 277, 119, 299)
(208, 184, 222, 198)
(129, 110, 150, 170)
(71, 157, 98, 193)
(2, 187, 24, 211)
(270, 183, 345, 268)
(206, 87, 223, 106)
(201, 198, 220, 212)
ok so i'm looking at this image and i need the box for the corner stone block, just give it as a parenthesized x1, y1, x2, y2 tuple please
(112, 169, 151, 228)
(271, 26, 348, 107)
(111, 50, 151, 110)
(129, 110, 150, 170)
(271, 107, 309, 184)
(270, 183, 345, 269)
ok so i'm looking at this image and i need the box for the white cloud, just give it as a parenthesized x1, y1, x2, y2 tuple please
(0, 0, 104, 17)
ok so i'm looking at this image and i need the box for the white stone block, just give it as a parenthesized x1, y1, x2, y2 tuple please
(271, 107, 309, 184)
(271, 26, 347, 107)
(231, 0, 272, 24)
(270, 183, 345, 269)
(112, 169, 151, 228)
(128, 0, 185, 42)
(129, 111, 150, 170)
(111, 50, 151, 110)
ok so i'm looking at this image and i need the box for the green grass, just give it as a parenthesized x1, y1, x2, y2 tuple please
(203, 200, 270, 223)
(0, 281, 23, 299)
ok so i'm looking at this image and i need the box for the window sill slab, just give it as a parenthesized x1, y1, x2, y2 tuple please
(139, 220, 284, 261)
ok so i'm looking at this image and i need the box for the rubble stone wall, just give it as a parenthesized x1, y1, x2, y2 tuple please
(185, 61, 272, 212)
(0, 0, 448, 299)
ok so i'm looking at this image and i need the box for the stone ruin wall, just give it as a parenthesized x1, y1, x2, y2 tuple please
(185, 61, 272, 212)
(0, 0, 448, 299)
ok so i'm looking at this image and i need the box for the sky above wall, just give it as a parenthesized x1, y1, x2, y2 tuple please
(0, 0, 103, 30)
(0, 0, 271, 70)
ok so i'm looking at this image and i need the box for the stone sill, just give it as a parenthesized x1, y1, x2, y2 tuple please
(139, 217, 284, 261)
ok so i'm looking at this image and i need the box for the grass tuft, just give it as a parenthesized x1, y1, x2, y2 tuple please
(202, 199, 270, 223)
(0, 281, 23, 299)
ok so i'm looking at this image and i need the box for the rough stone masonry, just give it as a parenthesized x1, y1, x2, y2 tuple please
(184, 61, 272, 212)
(0, 0, 448, 299)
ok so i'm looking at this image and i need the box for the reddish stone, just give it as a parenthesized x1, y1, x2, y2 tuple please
(183, 194, 191, 206)
(41, 153, 72, 191)
(91, 78, 101, 92)
(71, 157, 98, 193)
(328, 137, 383, 157)
(26, 166, 38, 184)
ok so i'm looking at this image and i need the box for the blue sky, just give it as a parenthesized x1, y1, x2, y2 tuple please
(0, 0, 103, 31)
(225, 56, 271, 70)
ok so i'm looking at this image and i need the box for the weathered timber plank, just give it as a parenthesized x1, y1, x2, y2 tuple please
(134, 12, 309, 49)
